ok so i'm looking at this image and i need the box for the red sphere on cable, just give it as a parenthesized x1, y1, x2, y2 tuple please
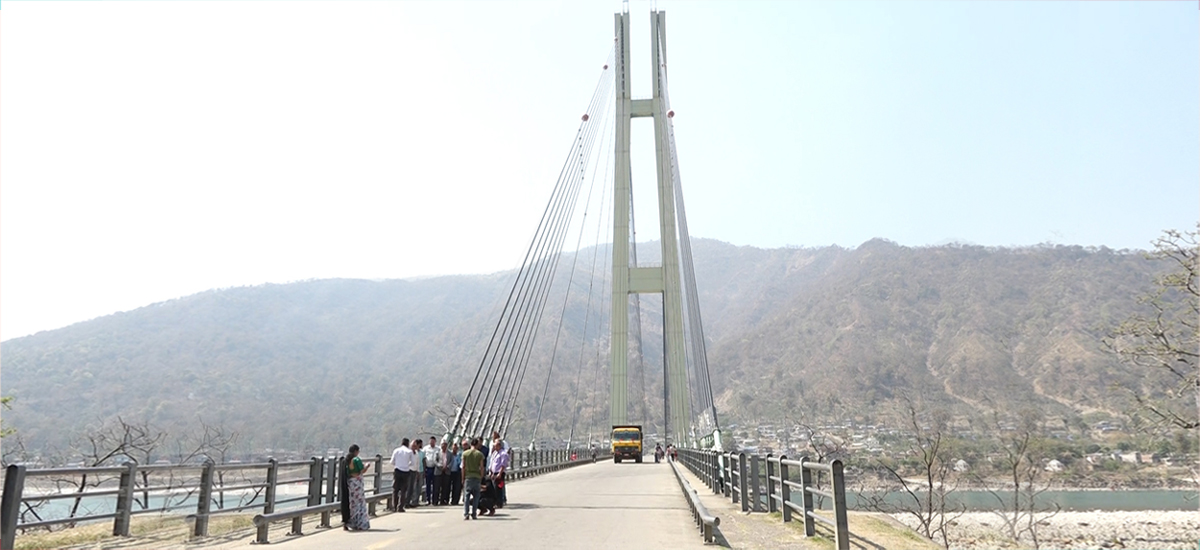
(581, 114, 589, 122)
(603, 64, 609, 70)
(667, 110, 674, 118)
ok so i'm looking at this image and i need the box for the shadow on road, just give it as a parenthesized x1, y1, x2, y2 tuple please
(501, 503, 541, 510)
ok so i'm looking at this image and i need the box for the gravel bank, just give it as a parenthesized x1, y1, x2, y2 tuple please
(892, 510, 1200, 550)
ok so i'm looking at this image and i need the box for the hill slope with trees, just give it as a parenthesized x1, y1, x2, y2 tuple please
(0, 239, 1166, 459)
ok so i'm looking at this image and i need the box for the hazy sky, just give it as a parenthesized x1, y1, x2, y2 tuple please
(2, 1, 1196, 341)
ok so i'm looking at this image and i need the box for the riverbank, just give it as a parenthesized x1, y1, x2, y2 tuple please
(893, 510, 1200, 550)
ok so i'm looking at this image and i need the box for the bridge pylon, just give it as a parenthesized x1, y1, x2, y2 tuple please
(609, 10, 691, 445)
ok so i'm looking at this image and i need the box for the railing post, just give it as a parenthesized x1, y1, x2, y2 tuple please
(832, 460, 849, 550)
(320, 457, 339, 528)
(721, 453, 730, 498)
(112, 462, 136, 536)
(294, 456, 322, 536)
(702, 452, 710, 491)
(708, 452, 714, 491)
(728, 452, 736, 499)
(2, 464, 27, 550)
(367, 455, 383, 517)
(799, 457, 815, 537)
(373, 455, 383, 494)
(779, 456, 791, 523)
(738, 453, 749, 512)
(750, 454, 762, 512)
(766, 454, 777, 513)
(265, 458, 279, 514)
(709, 452, 717, 492)
(257, 458, 278, 543)
(194, 460, 214, 538)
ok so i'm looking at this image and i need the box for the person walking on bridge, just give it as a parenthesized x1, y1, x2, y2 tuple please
(461, 438, 485, 520)
(389, 438, 412, 512)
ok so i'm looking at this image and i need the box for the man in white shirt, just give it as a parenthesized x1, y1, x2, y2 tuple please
(408, 439, 423, 507)
(422, 436, 442, 505)
(389, 438, 412, 512)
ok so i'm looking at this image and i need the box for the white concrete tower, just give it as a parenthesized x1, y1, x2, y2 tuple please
(610, 10, 691, 445)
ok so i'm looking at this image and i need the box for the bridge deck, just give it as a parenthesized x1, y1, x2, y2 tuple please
(221, 459, 707, 549)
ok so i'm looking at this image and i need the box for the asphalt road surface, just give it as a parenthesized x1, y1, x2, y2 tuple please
(217, 459, 709, 550)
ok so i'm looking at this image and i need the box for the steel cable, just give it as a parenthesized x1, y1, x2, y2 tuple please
(450, 50, 614, 440)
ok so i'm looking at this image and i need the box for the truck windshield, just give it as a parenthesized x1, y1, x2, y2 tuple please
(613, 432, 640, 441)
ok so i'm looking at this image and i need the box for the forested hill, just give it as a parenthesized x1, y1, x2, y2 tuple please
(0, 239, 1165, 457)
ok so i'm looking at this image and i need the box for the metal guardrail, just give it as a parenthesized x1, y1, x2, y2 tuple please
(667, 459, 719, 542)
(0, 455, 378, 550)
(250, 492, 392, 543)
(675, 449, 850, 550)
(2, 447, 610, 547)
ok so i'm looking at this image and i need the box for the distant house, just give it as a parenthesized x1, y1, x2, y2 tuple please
(1045, 459, 1064, 472)
(1118, 452, 1141, 464)
(953, 459, 969, 472)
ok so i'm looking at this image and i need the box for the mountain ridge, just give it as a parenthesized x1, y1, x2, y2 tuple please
(1, 238, 1165, 457)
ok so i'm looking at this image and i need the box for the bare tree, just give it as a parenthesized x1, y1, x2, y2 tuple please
(143, 421, 243, 513)
(785, 415, 849, 509)
(61, 417, 164, 522)
(859, 397, 963, 549)
(1, 436, 49, 528)
(975, 409, 1059, 549)
(1104, 226, 1198, 433)
(181, 423, 240, 509)
(427, 401, 461, 441)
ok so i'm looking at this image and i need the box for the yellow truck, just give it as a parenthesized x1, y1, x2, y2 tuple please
(611, 425, 643, 463)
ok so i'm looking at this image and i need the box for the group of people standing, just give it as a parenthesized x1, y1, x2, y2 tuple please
(386, 432, 510, 520)
(337, 431, 513, 531)
(388, 435, 463, 510)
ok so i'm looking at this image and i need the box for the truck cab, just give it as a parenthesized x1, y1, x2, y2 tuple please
(611, 425, 643, 463)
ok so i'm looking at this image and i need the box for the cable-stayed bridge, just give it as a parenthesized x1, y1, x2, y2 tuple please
(445, 9, 721, 452)
(1, 10, 901, 550)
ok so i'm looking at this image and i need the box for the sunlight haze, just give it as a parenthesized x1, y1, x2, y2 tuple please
(1, 0, 1195, 340)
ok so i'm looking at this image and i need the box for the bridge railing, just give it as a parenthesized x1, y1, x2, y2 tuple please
(675, 449, 850, 550)
(667, 458, 719, 542)
(0, 455, 388, 550)
(2, 447, 608, 547)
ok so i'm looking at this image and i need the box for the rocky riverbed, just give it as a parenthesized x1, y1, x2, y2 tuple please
(893, 510, 1200, 550)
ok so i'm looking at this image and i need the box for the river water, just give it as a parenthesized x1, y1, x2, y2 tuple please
(847, 489, 1198, 512)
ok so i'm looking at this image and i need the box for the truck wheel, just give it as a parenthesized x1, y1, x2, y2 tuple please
(615, 457, 621, 464)
(636, 455, 643, 463)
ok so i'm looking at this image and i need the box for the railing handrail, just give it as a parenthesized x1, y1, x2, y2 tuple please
(668, 459, 719, 543)
(674, 448, 850, 550)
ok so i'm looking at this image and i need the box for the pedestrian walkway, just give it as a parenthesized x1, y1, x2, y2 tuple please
(210, 459, 708, 549)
